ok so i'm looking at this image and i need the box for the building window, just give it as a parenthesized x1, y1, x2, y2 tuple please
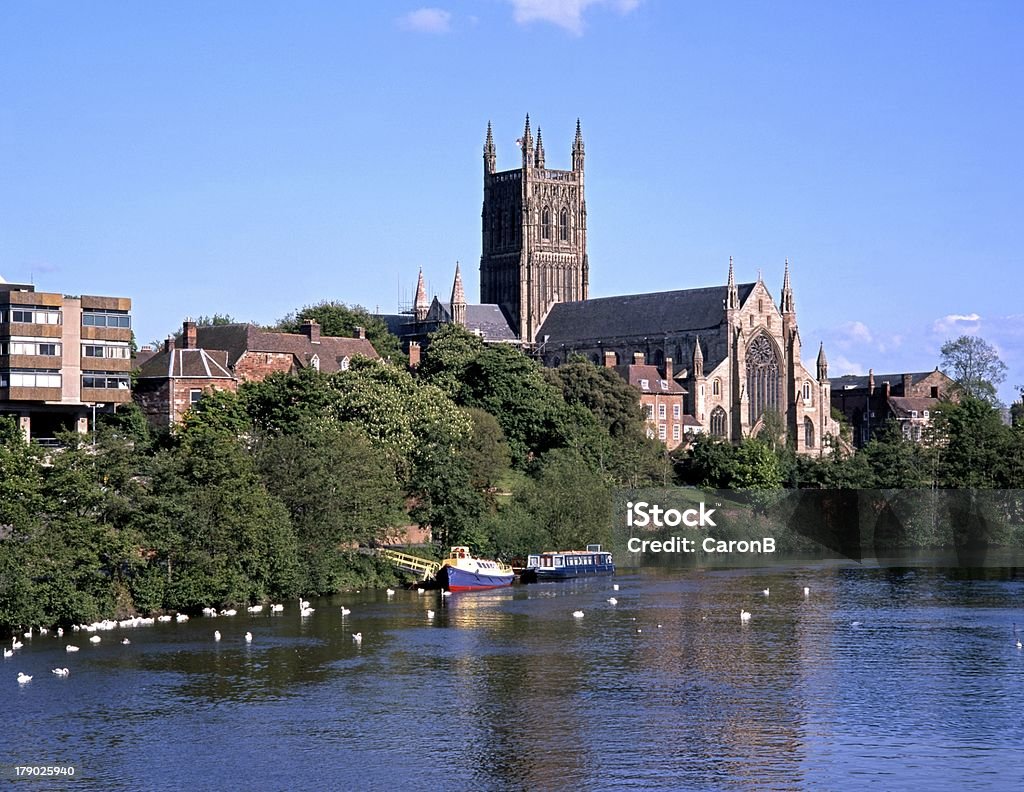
(658, 404, 666, 419)
(190, 389, 203, 405)
(640, 379, 649, 391)
(542, 207, 551, 240)
(711, 406, 727, 438)
(923, 410, 929, 418)
(644, 404, 654, 420)
(3, 341, 61, 356)
(310, 354, 320, 372)
(746, 334, 780, 425)
(559, 208, 569, 241)
(82, 373, 130, 390)
(8, 370, 61, 388)
(673, 404, 680, 419)
(340, 356, 351, 371)
(804, 417, 815, 448)
(82, 311, 131, 328)
(658, 424, 667, 440)
(673, 425, 681, 441)
(9, 308, 61, 325)
(712, 378, 720, 397)
(803, 381, 812, 402)
(83, 344, 130, 359)
(911, 410, 918, 418)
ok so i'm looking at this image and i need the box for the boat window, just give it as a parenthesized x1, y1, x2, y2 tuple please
(554, 557, 563, 566)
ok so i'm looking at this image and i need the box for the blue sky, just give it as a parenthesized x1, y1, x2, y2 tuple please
(2, 1, 1021, 400)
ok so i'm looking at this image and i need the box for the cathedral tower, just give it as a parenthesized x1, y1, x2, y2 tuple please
(479, 115, 589, 343)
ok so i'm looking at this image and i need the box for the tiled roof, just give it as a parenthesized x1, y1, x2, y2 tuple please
(680, 414, 703, 426)
(833, 371, 935, 390)
(619, 364, 687, 394)
(538, 283, 757, 344)
(888, 396, 941, 417)
(195, 324, 379, 373)
(136, 347, 234, 379)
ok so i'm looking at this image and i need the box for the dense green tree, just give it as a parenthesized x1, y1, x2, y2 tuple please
(940, 335, 1008, 406)
(546, 359, 645, 437)
(416, 324, 484, 399)
(276, 300, 404, 363)
(932, 396, 1011, 488)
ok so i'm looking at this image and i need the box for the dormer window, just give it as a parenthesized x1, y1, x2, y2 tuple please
(340, 356, 351, 371)
(310, 354, 320, 372)
(640, 378, 649, 390)
(660, 380, 668, 391)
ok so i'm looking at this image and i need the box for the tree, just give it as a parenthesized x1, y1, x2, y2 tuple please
(276, 300, 404, 363)
(940, 335, 1008, 406)
(932, 395, 1011, 488)
(545, 359, 645, 437)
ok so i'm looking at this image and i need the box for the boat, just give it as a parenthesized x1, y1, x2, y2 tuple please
(521, 544, 615, 582)
(435, 546, 514, 592)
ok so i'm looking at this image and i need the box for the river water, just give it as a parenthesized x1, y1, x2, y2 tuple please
(3, 563, 1024, 791)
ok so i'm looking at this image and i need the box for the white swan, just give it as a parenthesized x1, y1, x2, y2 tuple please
(246, 605, 263, 613)
(613, 584, 620, 591)
(340, 607, 351, 616)
(386, 589, 396, 597)
(121, 638, 130, 645)
(2, 648, 12, 658)
(762, 588, 770, 597)
(65, 645, 80, 653)
(89, 635, 101, 644)
(607, 597, 618, 605)
(57, 627, 64, 637)
(572, 610, 585, 618)
(157, 615, 172, 622)
(740, 610, 752, 622)
(39, 627, 48, 635)
(416, 588, 425, 595)
(51, 668, 69, 676)
(176, 614, 189, 622)
(352, 632, 363, 644)
(270, 604, 284, 612)
(244, 632, 253, 643)
(803, 587, 810, 597)
(220, 609, 237, 617)
(300, 606, 315, 617)
(17, 672, 32, 684)
(214, 631, 221, 641)
(427, 610, 435, 619)
(11, 638, 23, 650)
(299, 599, 310, 610)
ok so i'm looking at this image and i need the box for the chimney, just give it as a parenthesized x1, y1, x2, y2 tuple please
(883, 381, 891, 398)
(902, 373, 912, 394)
(182, 319, 197, 349)
(408, 341, 421, 369)
(353, 326, 366, 340)
(868, 368, 875, 393)
(164, 335, 175, 353)
(665, 356, 674, 381)
(301, 319, 321, 344)
(603, 350, 616, 368)
(633, 351, 645, 365)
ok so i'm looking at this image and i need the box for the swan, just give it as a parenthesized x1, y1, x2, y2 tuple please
(57, 627, 64, 637)
(17, 672, 32, 684)
(65, 645, 79, 653)
(300, 606, 315, 617)
(762, 588, 770, 597)
(299, 599, 310, 610)
(220, 609, 237, 617)
(352, 633, 363, 644)
(246, 605, 263, 613)
(803, 587, 810, 597)
(39, 627, 48, 635)
(244, 632, 253, 643)
(176, 614, 189, 622)
(270, 604, 284, 612)
(89, 636, 101, 644)
(636, 628, 642, 633)
(427, 610, 435, 619)
(740, 610, 751, 622)
(340, 607, 351, 616)
(613, 584, 620, 591)
(11, 638, 23, 650)
(214, 631, 221, 641)
(607, 597, 618, 605)
(121, 638, 130, 645)
(157, 615, 172, 622)
(51, 668, 69, 676)
(386, 589, 396, 597)
(416, 588, 425, 595)
(441, 590, 452, 598)
(23, 628, 31, 638)
(572, 611, 584, 618)
(2, 648, 12, 658)
(1015, 624, 1022, 649)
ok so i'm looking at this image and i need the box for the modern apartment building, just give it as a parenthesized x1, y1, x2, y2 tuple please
(0, 277, 132, 442)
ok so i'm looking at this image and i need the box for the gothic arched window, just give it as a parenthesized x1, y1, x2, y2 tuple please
(804, 417, 815, 449)
(711, 407, 728, 438)
(746, 334, 780, 425)
(542, 207, 551, 240)
(712, 378, 721, 397)
(559, 207, 569, 241)
(803, 381, 812, 403)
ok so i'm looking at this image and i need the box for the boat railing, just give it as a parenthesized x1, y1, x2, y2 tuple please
(375, 548, 441, 579)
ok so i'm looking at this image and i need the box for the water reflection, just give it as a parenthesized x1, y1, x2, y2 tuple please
(3, 566, 1024, 790)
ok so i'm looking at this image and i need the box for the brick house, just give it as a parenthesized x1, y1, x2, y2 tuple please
(607, 351, 688, 450)
(831, 368, 955, 447)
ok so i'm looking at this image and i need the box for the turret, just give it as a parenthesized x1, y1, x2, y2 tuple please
(817, 342, 829, 382)
(414, 268, 429, 322)
(450, 262, 466, 326)
(572, 118, 585, 172)
(780, 258, 795, 315)
(726, 256, 739, 311)
(483, 121, 496, 175)
(521, 114, 534, 168)
(535, 127, 545, 169)
(692, 336, 704, 379)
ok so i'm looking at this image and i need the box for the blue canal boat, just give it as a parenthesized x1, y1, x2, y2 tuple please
(522, 544, 615, 582)
(435, 546, 514, 592)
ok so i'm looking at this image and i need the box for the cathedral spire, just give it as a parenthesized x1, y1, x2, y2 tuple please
(484, 120, 496, 175)
(726, 256, 739, 310)
(535, 127, 545, 168)
(572, 118, 585, 172)
(450, 262, 466, 326)
(521, 114, 534, 166)
(816, 341, 829, 382)
(781, 258, 795, 314)
(414, 268, 429, 322)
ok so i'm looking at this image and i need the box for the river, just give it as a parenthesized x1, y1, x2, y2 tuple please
(4, 563, 1024, 790)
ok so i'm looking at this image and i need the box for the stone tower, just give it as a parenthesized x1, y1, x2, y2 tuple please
(479, 115, 589, 343)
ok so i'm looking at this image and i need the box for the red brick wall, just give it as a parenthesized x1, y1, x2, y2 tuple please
(233, 352, 296, 382)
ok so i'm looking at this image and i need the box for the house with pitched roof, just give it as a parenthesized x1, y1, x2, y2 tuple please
(831, 369, 954, 446)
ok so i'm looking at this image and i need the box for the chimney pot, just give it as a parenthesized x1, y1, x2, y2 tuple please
(665, 356, 674, 381)
(354, 325, 365, 340)
(183, 319, 197, 349)
(408, 341, 421, 369)
(902, 373, 912, 394)
(301, 319, 321, 344)
(603, 350, 616, 368)
(633, 351, 645, 365)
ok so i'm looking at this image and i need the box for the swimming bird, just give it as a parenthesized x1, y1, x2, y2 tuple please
(300, 606, 315, 617)
(2, 648, 12, 658)
(740, 610, 751, 622)
(89, 635, 101, 644)
(299, 599, 310, 610)
(214, 631, 221, 641)
(246, 605, 263, 614)
(803, 587, 810, 597)
(176, 614, 189, 622)
(121, 638, 130, 645)
(220, 609, 237, 617)
(23, 628, 31, 638)
(65, 645, 79, 653)
(386, 589, 395, 597)
(607, 597, 618, 605)
(244, 632, 253, 643)
(17, 672, 32, 684)
(340, 607, 351, 616)
(157, 615, 172, 622)
(427, 610, 435, 619)
(613, 584, 620, 591)
(51, 668, 69, 676)
(1014, 623, 1022, 649)
(441, 590, 452, 598)
(572, 611, 585, 618)
(416, 588, 425, 595)
(762, 588, 770, 597)
(270, 604, 284, 612)
(39, 627, 48, 635)
(11, 638, 23, 650)
(352, 633, 363, 644)
(57, 627, 64, 637)
(636, 628, 642, 634)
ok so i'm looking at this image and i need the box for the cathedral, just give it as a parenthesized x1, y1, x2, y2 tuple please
(386, 116, 840, 453)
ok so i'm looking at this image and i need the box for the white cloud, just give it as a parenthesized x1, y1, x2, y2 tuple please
(931, 312, 982, 335)
(835, 320, 873, 347)
(506, 0, 642, 35)
(398, 8, 453, 34)
(831, 355, 865, 377)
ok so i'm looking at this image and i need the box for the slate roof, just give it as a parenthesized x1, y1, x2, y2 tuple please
(376, 304, 517, 343)
(888, 396, 941, 417)
(618, 364, 687, 395)
(136, 347, 234, 380)
(537, 283, 756, 344)
(194, 324, 379, 373)
(833, 371, 935, 390)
